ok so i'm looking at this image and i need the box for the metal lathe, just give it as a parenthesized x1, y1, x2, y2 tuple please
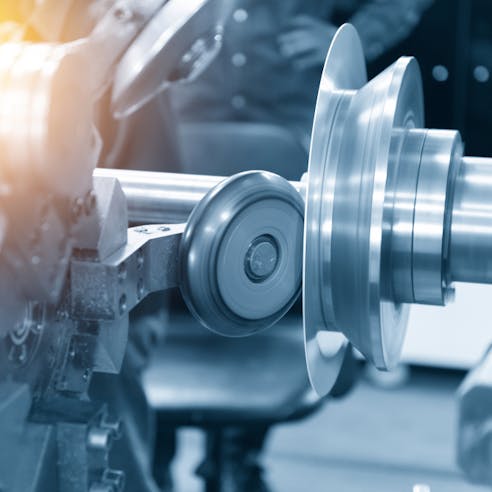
(1, 1, 492, 491)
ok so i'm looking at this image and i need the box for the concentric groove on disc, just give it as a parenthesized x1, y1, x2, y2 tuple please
(303, 24, 366, 396)
(181, 171, 303, 337)
(303, 23, 425, 395)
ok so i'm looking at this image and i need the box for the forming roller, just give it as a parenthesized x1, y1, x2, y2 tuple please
(96, 24, 492, 396)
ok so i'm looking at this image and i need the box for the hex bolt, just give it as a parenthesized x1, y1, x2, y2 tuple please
(89, 469, 125, 492)
(100, 416, 122, 439)
(87, 426, 112, 451)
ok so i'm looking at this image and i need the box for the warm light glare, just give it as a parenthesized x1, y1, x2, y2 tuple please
(0, 3, 22, 23)
(0, 2, 25, 43)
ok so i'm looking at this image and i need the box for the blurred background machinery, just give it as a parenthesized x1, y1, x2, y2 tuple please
(1, 1, 492, 492)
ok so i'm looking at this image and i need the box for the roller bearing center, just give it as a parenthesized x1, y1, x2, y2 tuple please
(244, 235, 279, 283)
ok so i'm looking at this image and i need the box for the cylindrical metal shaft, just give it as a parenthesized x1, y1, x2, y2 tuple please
(96, 158, 492, 296)
(387, 129, 492, 303)
(94, 168, 224, 223)
(449, 156, 492, 285)
(389, 129, 462, 305)
(94, 168, 304, 223)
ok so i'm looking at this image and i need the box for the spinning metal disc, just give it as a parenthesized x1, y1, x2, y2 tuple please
(180, 171, 303, 336)
(304, 24, 424, 394)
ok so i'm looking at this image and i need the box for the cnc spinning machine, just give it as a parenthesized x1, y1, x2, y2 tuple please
(0, 3, 491, 490)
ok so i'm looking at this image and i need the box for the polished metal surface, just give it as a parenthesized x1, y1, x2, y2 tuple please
(449, 156, 492, 285)
(179, 171, 303, 336)
(385, 128, 463, 306)
(302, 24, 365, 396)
(111, 0, 227, 118)
(97, 104, 492, 395)
(300, 24, 492, 394)
(0, 42, 93, 195)
(94, 168, 304, 223)
(6, 14, 492, 489)
(94, 168, 224, 223)
(303, 24, 425, 388)
(13, 21, 492, 401)
(389, 128, 428, 304)
(409, 130, 462, 305)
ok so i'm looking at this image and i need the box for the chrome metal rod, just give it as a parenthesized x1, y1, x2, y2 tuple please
(94, 168, 304, 223)
(94, 168, 224, 223)
(449, 156, 492, 285)
(96, 159, 492, 291)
